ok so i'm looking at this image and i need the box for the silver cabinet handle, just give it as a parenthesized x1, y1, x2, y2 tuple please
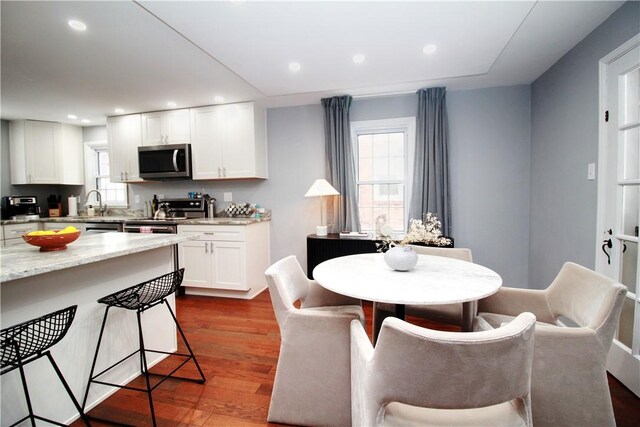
(210, 242, 214, 253)
(218, 167, 221, 177)
(223, 167, 226, 177)
(205, 242, 208, 254)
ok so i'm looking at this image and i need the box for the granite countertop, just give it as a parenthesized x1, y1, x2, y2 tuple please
(0, 233, 197, 282)
(2, 215, 270, 226)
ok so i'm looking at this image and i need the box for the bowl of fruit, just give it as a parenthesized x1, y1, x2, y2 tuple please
(23, 226, 81, 252)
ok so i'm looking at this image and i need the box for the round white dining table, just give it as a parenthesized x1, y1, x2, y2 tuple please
(312, 253, 502, 339)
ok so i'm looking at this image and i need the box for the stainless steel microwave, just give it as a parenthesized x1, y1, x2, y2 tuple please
(138, 143, 192, 180)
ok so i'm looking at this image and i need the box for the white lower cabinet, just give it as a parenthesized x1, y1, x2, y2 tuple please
(43, 222, 87, 232)
(177, 222, 270, 299)
(2, 223, 41, 246)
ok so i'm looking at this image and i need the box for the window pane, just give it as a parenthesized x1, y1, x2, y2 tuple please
(389, 132, 404, 156)
(359, 156, 373, 181)
(359, 207, 373, 231)
(97, 150, 110, 176)
(389, 156, 404, 180)
(622, 185, 639, 236)
(358, 134, 373, 158)
(623, 127, 639, 180)
(372, 133, 389, 158)
(620, 240, 637, 294)
(359, 185, 373, 207)
(621, 66, 639, 126)
(617, 297, 635, 349)
(373, 158, 389, 180)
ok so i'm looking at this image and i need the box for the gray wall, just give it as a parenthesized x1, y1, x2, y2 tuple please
(448, 86, 531, 287)
(529, 1, 640, 289)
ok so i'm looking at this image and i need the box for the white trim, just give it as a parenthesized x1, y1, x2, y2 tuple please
(596, 34, 640, 272)
(351, 117, 416, 232)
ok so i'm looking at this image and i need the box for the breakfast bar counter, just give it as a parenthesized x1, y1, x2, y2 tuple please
(0, 232, 195, 282)
(1, 232, 195, 425)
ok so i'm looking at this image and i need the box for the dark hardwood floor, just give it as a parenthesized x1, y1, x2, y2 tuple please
(74, 292, 639, 426)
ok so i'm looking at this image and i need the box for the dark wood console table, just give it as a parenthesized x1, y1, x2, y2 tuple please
(306, 233, 454, 278)
(306, 234, 379, 278)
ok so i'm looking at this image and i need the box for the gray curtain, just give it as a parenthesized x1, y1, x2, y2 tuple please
(409, 87, 451, 235)
(322, 95, 360, 232)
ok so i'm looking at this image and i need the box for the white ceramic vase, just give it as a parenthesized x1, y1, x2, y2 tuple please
(384, 245, 418, 271)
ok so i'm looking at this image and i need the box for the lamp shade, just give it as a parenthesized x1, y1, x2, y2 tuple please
(305, 179, 339, 197)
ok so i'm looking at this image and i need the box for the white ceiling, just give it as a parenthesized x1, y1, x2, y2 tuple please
(0, 1, 623, 126)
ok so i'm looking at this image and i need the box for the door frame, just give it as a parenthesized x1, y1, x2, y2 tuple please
(596, 33, 640, 397)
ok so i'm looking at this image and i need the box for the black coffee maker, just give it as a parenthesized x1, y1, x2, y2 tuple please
(1, 196, 41, 220)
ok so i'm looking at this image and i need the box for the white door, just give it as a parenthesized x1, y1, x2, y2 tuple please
(597, 35, 640, 397)
(164, 109, 191, 144)
(221, 103, 255, 178)
(141, 112, 166, 145)
(25, 121, 59, 183)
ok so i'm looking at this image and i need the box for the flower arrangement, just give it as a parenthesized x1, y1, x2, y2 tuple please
(376, 212, 451, 253)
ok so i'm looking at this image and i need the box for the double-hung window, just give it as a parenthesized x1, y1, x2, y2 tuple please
(351, 117, 415, 234)
(84, 141, 128, 207)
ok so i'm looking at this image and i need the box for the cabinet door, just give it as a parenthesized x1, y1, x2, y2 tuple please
(211, 241, 247, 290)
(141, 112, 165, 145)
(220, 103, 256, 178)
(142, 109, 190, 145)
(59, 124, 84, 185)
(179, 239, 212, 288)
(107, 114, 142, 183)
(190, 106, 224, 179)
(25, 121, 59, 184)
(164, 109, 191, 144)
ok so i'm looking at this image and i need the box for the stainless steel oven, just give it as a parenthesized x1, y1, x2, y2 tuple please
(123, 222, 178, 234)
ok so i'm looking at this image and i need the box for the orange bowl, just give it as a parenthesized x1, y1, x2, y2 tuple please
(22, 231, 81, 252)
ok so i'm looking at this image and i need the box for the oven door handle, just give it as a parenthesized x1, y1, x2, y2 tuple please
(123, 225, 175, 233)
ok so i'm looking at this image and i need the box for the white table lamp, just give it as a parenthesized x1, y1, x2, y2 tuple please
(305, 179, 339, 236)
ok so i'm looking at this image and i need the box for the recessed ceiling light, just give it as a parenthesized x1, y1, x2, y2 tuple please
(422, 44, 438, 55)
(214, 96, 224, 103)
(114, 108, 124, 114)
(167, 101, 177, 108)
(68, 20, 87, 31)
(67, 114, 77, 120)
(288, 62, 301, 72)
(81, 119, 90, 124)
(352, 54, 366, 64)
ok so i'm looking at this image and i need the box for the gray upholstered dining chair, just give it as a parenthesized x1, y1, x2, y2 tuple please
(475, 262, 627, 427)
(264, 255, 365, 426)
(374, 245, 473, 332)
(351, 312, 536, 426)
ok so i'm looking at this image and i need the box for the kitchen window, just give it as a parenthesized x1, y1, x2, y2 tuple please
(84, 141, 128, 207)
(351, 117, 415, 233)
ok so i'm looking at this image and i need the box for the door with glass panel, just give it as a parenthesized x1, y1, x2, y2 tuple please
(597, 36, 640, 396)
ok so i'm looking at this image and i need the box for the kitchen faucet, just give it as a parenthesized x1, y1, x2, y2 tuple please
(86, 189, 107, 216)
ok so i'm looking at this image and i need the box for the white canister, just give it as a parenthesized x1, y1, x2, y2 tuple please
(68, 196, 78, 217)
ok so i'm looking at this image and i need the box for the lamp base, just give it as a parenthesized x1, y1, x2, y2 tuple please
(316, 225, 328, 236)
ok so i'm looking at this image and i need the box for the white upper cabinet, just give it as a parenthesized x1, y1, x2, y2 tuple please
(190, 102, 267, 180)
(9, 120, 84, 185)
(107, 114, 143, 183)
(141, 109, 190, 145)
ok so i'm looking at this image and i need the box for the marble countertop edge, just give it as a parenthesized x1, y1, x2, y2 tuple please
(0, 233, 199, 283)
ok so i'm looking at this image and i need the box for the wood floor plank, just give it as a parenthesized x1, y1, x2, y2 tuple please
(72, 291, 639, 426)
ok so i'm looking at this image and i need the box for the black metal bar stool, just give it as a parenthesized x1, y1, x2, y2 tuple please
(1, 305, 90, 426)
(82, 268, 205, 426)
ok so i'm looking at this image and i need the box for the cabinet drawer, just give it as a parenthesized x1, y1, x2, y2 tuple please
(3, 223, 40, 239)
(178, 225, 245, 241)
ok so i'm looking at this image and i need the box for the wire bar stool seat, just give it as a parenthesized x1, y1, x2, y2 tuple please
(82, 268, 205, 426)
(1, 305, 90, 426)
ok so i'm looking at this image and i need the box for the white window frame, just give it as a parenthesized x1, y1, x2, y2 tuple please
(351, 117, 416, 233)
(84, 140, 128, 207)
